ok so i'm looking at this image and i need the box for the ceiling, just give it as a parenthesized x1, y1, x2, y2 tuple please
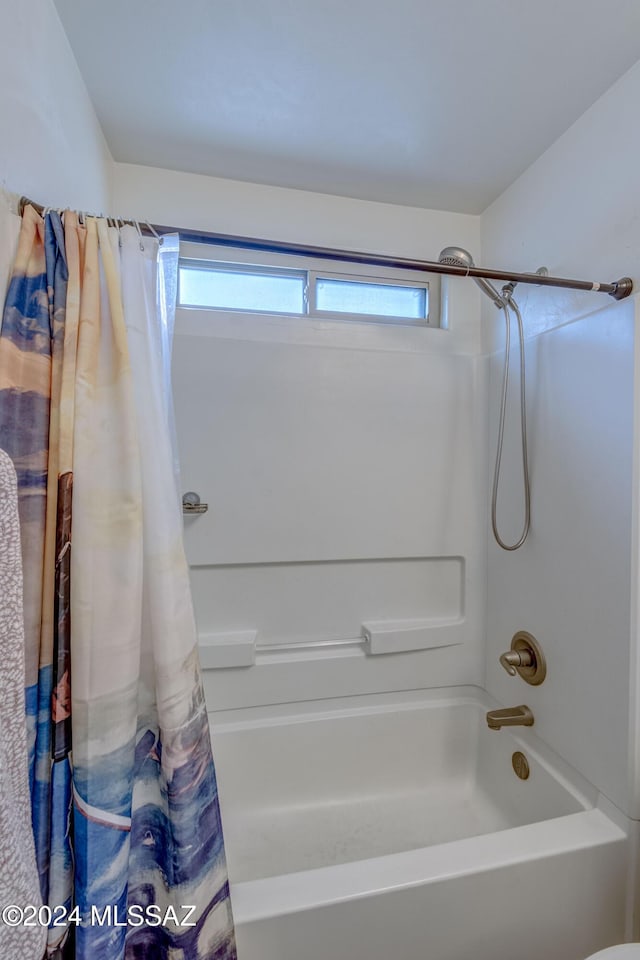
(54, 0, 640, 214)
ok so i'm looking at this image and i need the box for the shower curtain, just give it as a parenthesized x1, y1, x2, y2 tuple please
(0, 205, 236, 960)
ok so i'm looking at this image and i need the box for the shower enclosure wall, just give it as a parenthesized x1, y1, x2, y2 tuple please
(170, 213, 637, 956)
(485, 298, 635, 817)
(173, 270, 488, 712)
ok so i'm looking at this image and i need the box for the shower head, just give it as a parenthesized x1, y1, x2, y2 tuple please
(438, 246, 505, 308)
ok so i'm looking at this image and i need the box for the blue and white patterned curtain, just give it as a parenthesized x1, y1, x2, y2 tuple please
(0, 206, 236, 960)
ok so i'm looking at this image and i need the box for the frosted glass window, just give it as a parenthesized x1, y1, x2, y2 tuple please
(179, 264, 305, 314)
(315, 277, 427, 320)
(177, 253, 437, 326)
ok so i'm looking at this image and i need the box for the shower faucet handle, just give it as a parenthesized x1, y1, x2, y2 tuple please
(499, 649, 532, 676)
(498, 631, 546, 686)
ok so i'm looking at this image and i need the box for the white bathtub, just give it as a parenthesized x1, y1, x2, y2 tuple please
(210, 686, 628, 960)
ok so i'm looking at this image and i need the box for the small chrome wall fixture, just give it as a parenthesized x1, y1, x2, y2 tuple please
(182, 491, 208, 515)
(499, 631, 546, 685)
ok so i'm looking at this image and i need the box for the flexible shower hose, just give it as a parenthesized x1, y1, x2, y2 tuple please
(491, 293, 530, 550)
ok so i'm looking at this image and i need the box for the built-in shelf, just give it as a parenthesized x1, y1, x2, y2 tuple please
(362, 617, 465, 655)
(198, 617, 465, 668)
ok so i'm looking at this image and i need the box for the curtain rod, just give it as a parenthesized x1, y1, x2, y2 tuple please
(18, 196, 634, 301)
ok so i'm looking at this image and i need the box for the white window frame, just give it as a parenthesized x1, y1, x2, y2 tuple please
(178, 241, 442, 328)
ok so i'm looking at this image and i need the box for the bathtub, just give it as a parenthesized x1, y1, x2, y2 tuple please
(209, 686, 628, 960)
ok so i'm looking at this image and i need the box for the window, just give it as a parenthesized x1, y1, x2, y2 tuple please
(179, 262, 306, 315)
(178, 243, 440, 327)
(314, 275, 428, 321)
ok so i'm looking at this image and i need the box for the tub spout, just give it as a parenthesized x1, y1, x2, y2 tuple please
(486, 705, 534, 731)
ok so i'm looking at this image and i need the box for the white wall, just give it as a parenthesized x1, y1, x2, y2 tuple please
(482, 58, 640, 352)
(0, 0, 113, 292)
(0, 0, 113, 214)
(113, 162, 487, 709)
(482, 60, 640, 819)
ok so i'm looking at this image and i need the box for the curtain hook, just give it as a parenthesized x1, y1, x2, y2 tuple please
(135, 221, 145, 252)
(145, 220, 163, 245)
